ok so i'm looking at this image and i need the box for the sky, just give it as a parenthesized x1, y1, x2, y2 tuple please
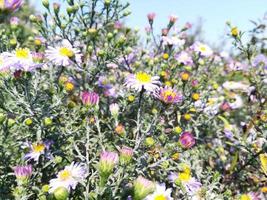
(31, 0, 267, 47)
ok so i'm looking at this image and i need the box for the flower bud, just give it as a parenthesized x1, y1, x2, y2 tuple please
(119, 146, 133, 164)
(179, 131, 195, 149)
(133, 176, 155, 200)
(109, 103, 119, 117)
(53, 187, 69, 200)
(42, 0, 49, 9)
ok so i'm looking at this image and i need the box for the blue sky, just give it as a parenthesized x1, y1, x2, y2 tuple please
(31, 0, 267, 47)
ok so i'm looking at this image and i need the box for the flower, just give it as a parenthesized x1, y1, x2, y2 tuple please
(179, 132, 195, 148)
(175, 51, 193, 65)
(45, 40, 82, 67)
(168, 165, 202, 196)
(156, 86, 183, 104)
(239, 192, 260, 200)
(119, 146, 133, 164)
(133, 176, 155, 200)
(0, 0, 23, 11)
(49, 162, 87, 193)
(4, 48, 41, 71)
(109, 103, 119, 117)
(260, 153, 267, 176)
(24, 142, 50, 161)
(13, 165, 32, 180)
(144, 183, 173, 200)
(125, 72, 160, 93)
(222, 81, 250, 92)
(169, 15, 178, 24)
(0, 52, 12, 72)
(227, 93, 243, 109)
(81, 91, 99, 106)
(99, 151, 118, 177)
(147, 13, 156, 24)
(252, 54, 267, 68)
(191, 42, 213, 57)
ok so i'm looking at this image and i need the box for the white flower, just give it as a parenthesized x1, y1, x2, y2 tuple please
(162, 36, 185, 47)
(229, 94, 243, 109)
(125, 71, 160, 93)
(24, 142, 49, 161)
(192, 42, 213, 57)
(4, 48, 40, 71)
(145, 183, 173, 200)
(45, 39, 82, 67)
(49, 162, 87, 193)
(109, 103, 119, 117)
(222, 81, 250, 92)
(0, 52, 11, 71)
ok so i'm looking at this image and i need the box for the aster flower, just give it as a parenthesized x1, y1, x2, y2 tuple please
(49, 162, 87, 193)
(191, 42, 213, 57)
(227, 93, 243, 109)
(168, 166, 202, 195)
(4, 48, 41, 71)
(24, 141, 51, 161)
(81, 91, 99, 106)
(109, 103, 119, 117)
(119, 146, 133, 164)
(0, 0, 23, 11)
(222, 81, 250, 92)
(175, 51, 193, 65)
(144, 183, 173, 200)
(239, 192, 260, 200)
(179, 132, 196, 149)
(125, 71, 160, 93)
(156, 86, 183, 104)
(0, 52, 11, 72)
(133, 176, 155, 200)
(252, 54, 267, 68)
(162, 36, 185, 47)
(45, 40, 82, 67)
(13, 165, 32, 180)
(99, 151, 118, 177)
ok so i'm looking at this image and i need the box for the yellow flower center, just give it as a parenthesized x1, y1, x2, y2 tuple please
(59, 47, 74, 58)
(136, 72, 151, 83)
(154, 194, 167, 200)
(200, 46, 207, 52)
(240, 194, 251, 200)
(15, 48, 30, 59)
(178, 172, 191, 182)
(32, 143, 45, 153)
(59, 169, 72, 181)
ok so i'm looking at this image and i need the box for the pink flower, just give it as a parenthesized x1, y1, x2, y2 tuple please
(1, 0, 23, 12)
(179, 132, 196, 148)
(147, 12, 156, 23)
(81, 91, 99, 106)
(157, 86, 183, 104)
(13, 165, 32, 179)
(169, 15, 178, 24)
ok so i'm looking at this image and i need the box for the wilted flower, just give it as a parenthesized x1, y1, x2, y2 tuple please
(125, 71, 160, 93)
(0, 0, 23, 12)
(45, 39, 82, 67)
(169, 15, 178, 24)
(133, 176, 155, 200)
(81, 91, 99, 106)
(49, 162, 87, 193)
(179, 132, 196, 148)
(157, 86, 183, 104)
(145, 183, 173, 200)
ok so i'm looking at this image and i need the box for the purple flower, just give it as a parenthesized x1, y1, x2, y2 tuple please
(156, 86, 183, 104)
(10, 16, 19, 25)
(179, 132, 196, 149)
(1, 0, 23, 11)
(13, 165, 32, 179)
(175, 51, 193, 65)
(81, 91, 99, 106)
(252, 54, 267, 68)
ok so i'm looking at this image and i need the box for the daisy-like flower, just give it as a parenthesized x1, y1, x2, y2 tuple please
(162, 36, 185, 47)
(49, 162, 87, 193)
(239, 192, 260, 200)
(0, 0, 23, 11)
(81, 91, 100, 106)
(4, 48, 41, 71)
(222, 81, 250, 92)
(144, 183, 173, 200)
(191, 42, 213, 57)
(24, 141, 50, 161)
(0, 52, 11, 72)
(175, 51, 193, 66)
(157, 86, 183, 104)
(179, 132, 196, 149)
(45, 39, 82, 67)
(168, 165, 202, 195)
(125, 71, 160, 93)
(227, 93, 243, 109)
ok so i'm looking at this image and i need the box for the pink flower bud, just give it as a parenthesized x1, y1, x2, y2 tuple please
(179, 131, 195, 148)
